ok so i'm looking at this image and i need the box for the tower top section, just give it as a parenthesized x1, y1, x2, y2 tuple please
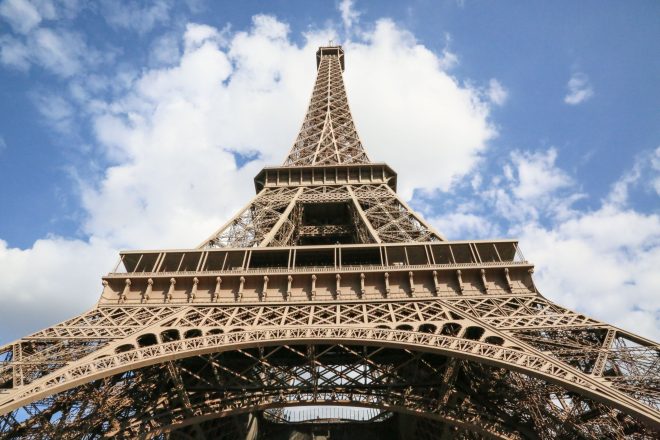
(316, 45, 344, 71)
(283, 45, 369, 166)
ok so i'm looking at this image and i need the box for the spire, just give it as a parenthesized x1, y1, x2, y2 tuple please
(283, 46, 370, 166)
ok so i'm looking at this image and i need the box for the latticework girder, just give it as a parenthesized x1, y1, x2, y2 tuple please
(0, 339, 656, 439)
(1, 295, 659, 437)
(284, 47, 369, 166)
(200, 184, 443, 248)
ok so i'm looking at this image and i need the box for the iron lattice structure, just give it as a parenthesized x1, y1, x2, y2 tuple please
(1, 46, 658, 439)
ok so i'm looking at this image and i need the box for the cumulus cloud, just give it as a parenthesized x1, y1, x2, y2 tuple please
(520, 207, 660, 340)
(0, 237, 116, 341)
(564, 72, 594, 105)
(183, 22, 224, 51)
(345, 20, 496, 197)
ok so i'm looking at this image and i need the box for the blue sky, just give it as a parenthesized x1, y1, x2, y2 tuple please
(0, 0, 658, 343)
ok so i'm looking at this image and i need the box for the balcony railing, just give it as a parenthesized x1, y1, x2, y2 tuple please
(110, 240, 527, 277)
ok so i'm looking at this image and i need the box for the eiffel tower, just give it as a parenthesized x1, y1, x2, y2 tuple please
(1, 46, 658, 439)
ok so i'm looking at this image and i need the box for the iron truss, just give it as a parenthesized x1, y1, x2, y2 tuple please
(1, 296, 658, 437)
(283, 47, 369, 166)
(1, 45, 659, 438)
(0, 337, 656, 439)
(200, 184, 443, 248)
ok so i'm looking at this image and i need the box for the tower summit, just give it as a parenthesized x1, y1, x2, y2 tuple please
(285, 45, 367, 166)
(1, 46, 658, 438)
(316, 45, 344, 70)
(201, 46, 443, 248)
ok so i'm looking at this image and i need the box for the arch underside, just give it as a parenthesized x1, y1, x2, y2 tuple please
(0, 340, 655, 439)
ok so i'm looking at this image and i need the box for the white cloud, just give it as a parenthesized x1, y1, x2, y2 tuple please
(608, 157, 644, 207)
(31, 0, 57, 19)
(183, 22, 224, 52)
(486, 78, 508, 106)
(608, 146, 660, 206)
(0, 0, 42, 34)
(29, 27, 85, 75)
(101, 0, 172, 34)
(510, 148, 572, 201)
(339, 0, 360, 32)
(430, 212, 497, 239)
(82, 16, 495, 248)
(520, 206, 660, 340)
(31, 91, 76, 133)
(564, 72, 594, 105)
(0, 24, 102, 77)
(466, 148, 580, 227)
(0, 1, 126, 78)
(652, 147, 660, 196)
(0, 0, 71, 35)
(346, 20, 495, 198)
(0, 35, 30, 69)
(0, 134, 6, 153)
(81, 17, 313, 249)
(0, 237, 116, 341)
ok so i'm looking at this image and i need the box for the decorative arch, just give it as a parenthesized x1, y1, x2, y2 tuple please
(1, 326, 657, 433)
(2, 331, 653, 439)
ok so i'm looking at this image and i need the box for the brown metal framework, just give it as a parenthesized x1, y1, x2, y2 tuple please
(0, 46, 658, 439)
